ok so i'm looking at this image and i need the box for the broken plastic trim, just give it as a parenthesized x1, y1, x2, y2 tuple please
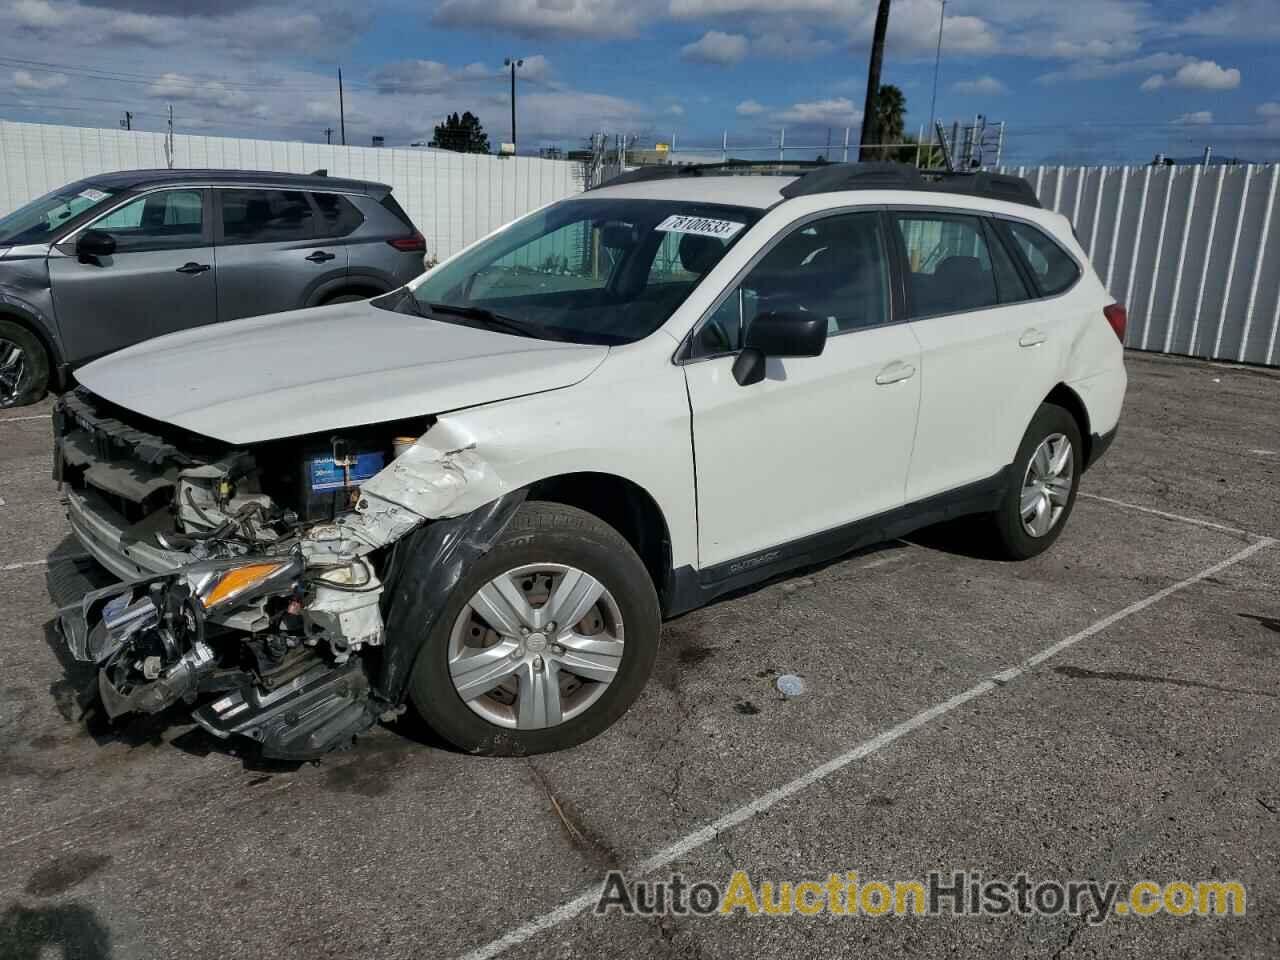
(377, 489, 528, 704)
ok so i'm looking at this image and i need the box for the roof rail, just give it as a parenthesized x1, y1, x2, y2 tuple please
(778, 162, 1041, 208)
(593, 160, 1041, 208)
(590, 159, 829, 191)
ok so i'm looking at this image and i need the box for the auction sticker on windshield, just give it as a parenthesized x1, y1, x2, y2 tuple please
(656, 215, 745, 240)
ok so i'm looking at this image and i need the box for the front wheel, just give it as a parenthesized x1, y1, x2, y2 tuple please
(986, 403, 1082, 560)
(0, 319, 49, 408)
(407, 502, 661, 755)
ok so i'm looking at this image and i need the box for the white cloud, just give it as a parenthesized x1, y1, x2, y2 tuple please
(1258, 102, 1280, 119)
(11, 0, 68, 28)
(1140, 74, 1165, 92)
(1170, 59, 1240, 90)
(1176, 0, 1280, 40)
(433, 0, 644, 38)
(680, 30, 749, 65)
(736, 98, 766, 116)
(370, 59, 452, 94)
(952, 75, 1008, 96)
(12, 68, 67, 91)
(667, 103, 685, 116)
(1038, 51, 1197, 85)
(775, 97, 862, 126)
(1175, 110, 1214, 125)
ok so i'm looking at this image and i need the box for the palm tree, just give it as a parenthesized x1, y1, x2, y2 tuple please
(874, 84, 907, 160)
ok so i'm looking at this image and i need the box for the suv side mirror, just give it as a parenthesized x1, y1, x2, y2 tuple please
(76, 228, 116, 262)
(731, 311, 828, 386)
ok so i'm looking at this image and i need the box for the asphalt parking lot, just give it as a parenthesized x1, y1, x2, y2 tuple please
(2, 350, 1278, 960)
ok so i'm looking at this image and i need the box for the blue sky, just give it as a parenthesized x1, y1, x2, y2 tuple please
(0, 0, 1276, 164)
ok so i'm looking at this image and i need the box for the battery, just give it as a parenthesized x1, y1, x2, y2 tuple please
(301, 449, 386, 520)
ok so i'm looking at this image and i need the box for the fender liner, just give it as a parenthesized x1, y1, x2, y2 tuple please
(377, 490, 528, 704)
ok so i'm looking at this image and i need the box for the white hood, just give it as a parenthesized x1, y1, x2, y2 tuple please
(76, 301, 609, 444)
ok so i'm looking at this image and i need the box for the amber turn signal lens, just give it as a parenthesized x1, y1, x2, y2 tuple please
(202, 562, 288, 608)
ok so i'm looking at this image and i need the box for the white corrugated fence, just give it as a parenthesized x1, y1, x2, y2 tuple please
(1006, 163, 1280, 366)
(0, 120, 1277, 366)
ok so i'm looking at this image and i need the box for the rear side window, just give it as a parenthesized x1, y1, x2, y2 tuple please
(378, 193, 416, 231)
(219, 189, 314, 244)
(985, 221, 1032, 302)
(894, 213, 998, 317)
(1002, 221, 1080, 296)
(312, 193, 364, 237)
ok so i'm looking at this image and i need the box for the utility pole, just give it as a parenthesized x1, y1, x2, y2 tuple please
(926, 0, 946, 168)
(859, 0, 892, 161)
(120, 110, 132, 131)
(504, 57, 524, 153)
(338, 67, 346, 146)
(324, 127, 333, 144)
(164, 103, 174, 169)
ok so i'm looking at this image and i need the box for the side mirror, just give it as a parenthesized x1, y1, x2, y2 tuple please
(76, 229, 116, 262)
(731, 311, 828, 386)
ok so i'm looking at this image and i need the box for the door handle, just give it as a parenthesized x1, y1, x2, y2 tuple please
(306, 250, 336, 263)
(175, 262, 211, 274)
(1019, 329, 1047, 348)
(875, 361, 916, 385)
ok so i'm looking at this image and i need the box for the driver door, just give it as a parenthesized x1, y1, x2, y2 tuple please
(49, 188, 216, 364)
(682, 210, 922, 570)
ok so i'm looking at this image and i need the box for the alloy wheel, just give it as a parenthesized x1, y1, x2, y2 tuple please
(0, 338, 26, 407)
(1020, 432, 1074, 538)
(447, 563, 625, 730)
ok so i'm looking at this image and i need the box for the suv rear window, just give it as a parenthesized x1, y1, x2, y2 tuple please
(312, 192, 364, 237)
(219, 189, 315, 244)
(895, 213, 1000, 316)
(379, 193, 416, 231)
(1002, 221, 1080, 297)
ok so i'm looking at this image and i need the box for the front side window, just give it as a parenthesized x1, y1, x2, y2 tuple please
(694, 211, 890, 356)
(88, 189, 204, 251)
(895, 213, 999, 317)
(1002, 220, 1080, 296)
(219, 189, 314, 244)
(0, 182, 118, 246)
(395, 198, 762, 345)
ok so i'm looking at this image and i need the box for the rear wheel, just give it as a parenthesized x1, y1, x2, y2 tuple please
(0, 318, 49, 408)
(987, 403, 1082, 559)
(407, 501, 661, 755)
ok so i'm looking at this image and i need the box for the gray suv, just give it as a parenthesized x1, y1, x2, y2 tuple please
(0, 169, 426, 407)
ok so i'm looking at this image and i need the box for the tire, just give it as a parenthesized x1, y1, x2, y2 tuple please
(0, 318, 50, 409)
(407, 501, 661, 756)
(987, 403, 1083, 560)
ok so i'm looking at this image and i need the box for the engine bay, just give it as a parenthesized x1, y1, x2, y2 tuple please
(52, 387, 500, 759)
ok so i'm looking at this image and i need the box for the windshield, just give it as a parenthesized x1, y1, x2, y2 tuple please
(393, 197, 763, 345)
(0, 182, 119, 246)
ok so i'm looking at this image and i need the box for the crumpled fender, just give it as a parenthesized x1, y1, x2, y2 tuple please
(376, 489, 528, 704)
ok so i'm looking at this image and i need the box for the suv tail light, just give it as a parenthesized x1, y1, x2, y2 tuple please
(388, 231, 426, 253)
(1103, 303, 1127, 343)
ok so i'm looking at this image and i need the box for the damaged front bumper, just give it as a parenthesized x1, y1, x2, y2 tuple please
(53, 388, 522, 759)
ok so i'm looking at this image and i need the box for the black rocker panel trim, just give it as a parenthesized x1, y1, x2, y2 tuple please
(662, 466, 1012, 618)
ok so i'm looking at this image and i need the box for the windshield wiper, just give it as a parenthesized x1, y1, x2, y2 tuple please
(423, 302, 550, 339)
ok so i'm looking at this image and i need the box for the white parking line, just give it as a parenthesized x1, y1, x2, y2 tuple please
(1078, 491, 1261, 539)
(0, 413, 51, 423)
(456, 536, 1275, 960)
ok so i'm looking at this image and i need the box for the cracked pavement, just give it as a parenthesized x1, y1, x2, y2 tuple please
(1, 351, 1278, 959)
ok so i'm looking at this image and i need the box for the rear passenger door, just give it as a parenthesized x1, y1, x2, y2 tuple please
(892, 209, 1057, 503)
(212, 188, 349, 323)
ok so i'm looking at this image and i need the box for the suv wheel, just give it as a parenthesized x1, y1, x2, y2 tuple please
(0, 319, 49, 408)
(407, 501, 661, 755)
(987, 403, 1082, 560)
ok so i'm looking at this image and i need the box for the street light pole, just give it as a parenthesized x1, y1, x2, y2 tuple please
(926, 0, 947, 167)
(504, 57, 524, 153)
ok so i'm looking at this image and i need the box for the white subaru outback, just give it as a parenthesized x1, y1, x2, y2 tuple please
(54, 163, 1126, 760)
